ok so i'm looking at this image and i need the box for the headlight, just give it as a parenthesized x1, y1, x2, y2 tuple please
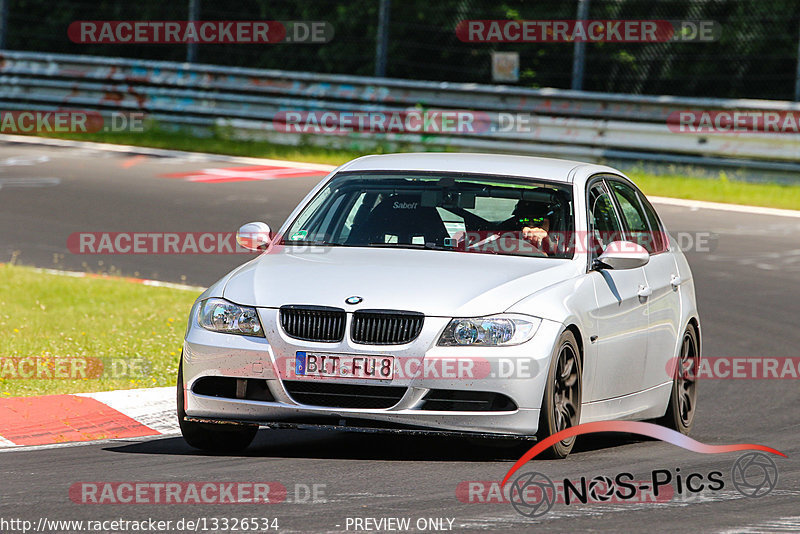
(197, 298, 264, 337)
(437, 315, 541, 346)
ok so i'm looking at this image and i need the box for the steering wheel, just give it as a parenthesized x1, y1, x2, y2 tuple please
(462, 232, 547, 257)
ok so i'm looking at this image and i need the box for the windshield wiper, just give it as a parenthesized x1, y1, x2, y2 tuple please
(283, 240, 451, 251)
(366, 242, 448, 251)
(281, 240, 345, 247)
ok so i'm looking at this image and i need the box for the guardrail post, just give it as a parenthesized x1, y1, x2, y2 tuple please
(0, 0, 8, 50)
(794, 21, 800, 100)
(571, 0, 590, 91)
(374, 0, 391, 77)
(186, 0, 200, 63)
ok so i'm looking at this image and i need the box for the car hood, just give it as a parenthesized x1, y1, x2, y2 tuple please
(223, 246, 580, 317)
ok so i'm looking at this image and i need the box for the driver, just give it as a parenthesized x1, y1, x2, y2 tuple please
(510, 200, 555, 253)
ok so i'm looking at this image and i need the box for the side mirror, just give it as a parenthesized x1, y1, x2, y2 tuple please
(236, 222, 272, 251)
(594, 241, 649, 270)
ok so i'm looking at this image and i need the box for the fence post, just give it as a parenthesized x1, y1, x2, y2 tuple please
(571, 0, 590, 91)
(374, 0, 391, 77)
(0, 0, 8, 50)
(186, 0, 200, 63)
(794, 22, 800, 100)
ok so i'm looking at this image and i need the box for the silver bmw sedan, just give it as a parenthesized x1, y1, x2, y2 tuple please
(178, 153, 700, 458)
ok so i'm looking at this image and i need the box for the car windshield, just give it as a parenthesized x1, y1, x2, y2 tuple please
(282, 172, 575, 259)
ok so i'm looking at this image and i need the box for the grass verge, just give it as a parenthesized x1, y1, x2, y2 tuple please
(28, 129, 800, 211)
(35, 128, 369, 166)
(0, 263, 198, 397)
(628, 171, 800, 211)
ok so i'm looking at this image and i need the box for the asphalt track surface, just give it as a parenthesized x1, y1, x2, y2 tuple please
(1, 139, 799, 533)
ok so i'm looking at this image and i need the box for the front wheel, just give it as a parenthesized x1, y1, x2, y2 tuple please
(658, 325, 699, 435)
(177, 360, 258, 453)
(536, 330, 583, 459)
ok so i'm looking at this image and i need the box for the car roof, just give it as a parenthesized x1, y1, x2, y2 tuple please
(337, 153, 606, 184)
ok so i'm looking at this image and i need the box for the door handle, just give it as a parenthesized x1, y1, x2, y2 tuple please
(670, 274, 682, 289)
(637, 284, 652, 298)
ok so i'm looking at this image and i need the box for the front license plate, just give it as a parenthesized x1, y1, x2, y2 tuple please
(295, 351, 394, 380)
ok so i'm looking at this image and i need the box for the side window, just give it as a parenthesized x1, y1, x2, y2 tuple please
(609, 180, 658, 254)
(587, 182, 623, 257)
(637, 193, 668, 253)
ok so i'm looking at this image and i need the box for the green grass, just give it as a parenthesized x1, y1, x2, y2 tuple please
(32, 128, 800, 211)
(628, 171, 800, 211)
(37, 127, 367, 166)
(0, 263, 199, 397)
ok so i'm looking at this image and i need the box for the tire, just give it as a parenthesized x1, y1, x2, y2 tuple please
(177, 359, 258, 453)
(536, 330, 583, 459)
(658, 325, 699, 435)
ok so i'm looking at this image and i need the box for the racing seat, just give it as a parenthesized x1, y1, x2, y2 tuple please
(347, 193, 449, 246)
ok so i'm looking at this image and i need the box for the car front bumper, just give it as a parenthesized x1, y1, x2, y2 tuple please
(181, 308, 564, 437)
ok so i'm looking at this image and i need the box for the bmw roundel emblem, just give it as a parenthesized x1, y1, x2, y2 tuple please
(345, 296, 363, 305)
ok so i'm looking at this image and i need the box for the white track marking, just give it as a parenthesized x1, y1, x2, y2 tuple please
(0, 435, 17, 447)
(76, 387, 179, 435)
(140, 279, 204, 291)
(0, 155, 50, 166)
(4, 133, 798, 218)
(0, 177, 60, 190)
(0, 134, 337, 171)
(651, 196, 800, 218)
(0, 264, 205, 292)
(717, 516, 800, 533)
(0, 433, 170, 453)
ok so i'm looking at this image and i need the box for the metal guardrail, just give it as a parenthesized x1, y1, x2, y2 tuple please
(0, 50, 799, 174)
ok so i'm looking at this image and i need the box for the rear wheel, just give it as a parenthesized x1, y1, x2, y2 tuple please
(177, 359, 258, 452)
(536, 330, 582, 459)
(659, 325, 699, 435)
